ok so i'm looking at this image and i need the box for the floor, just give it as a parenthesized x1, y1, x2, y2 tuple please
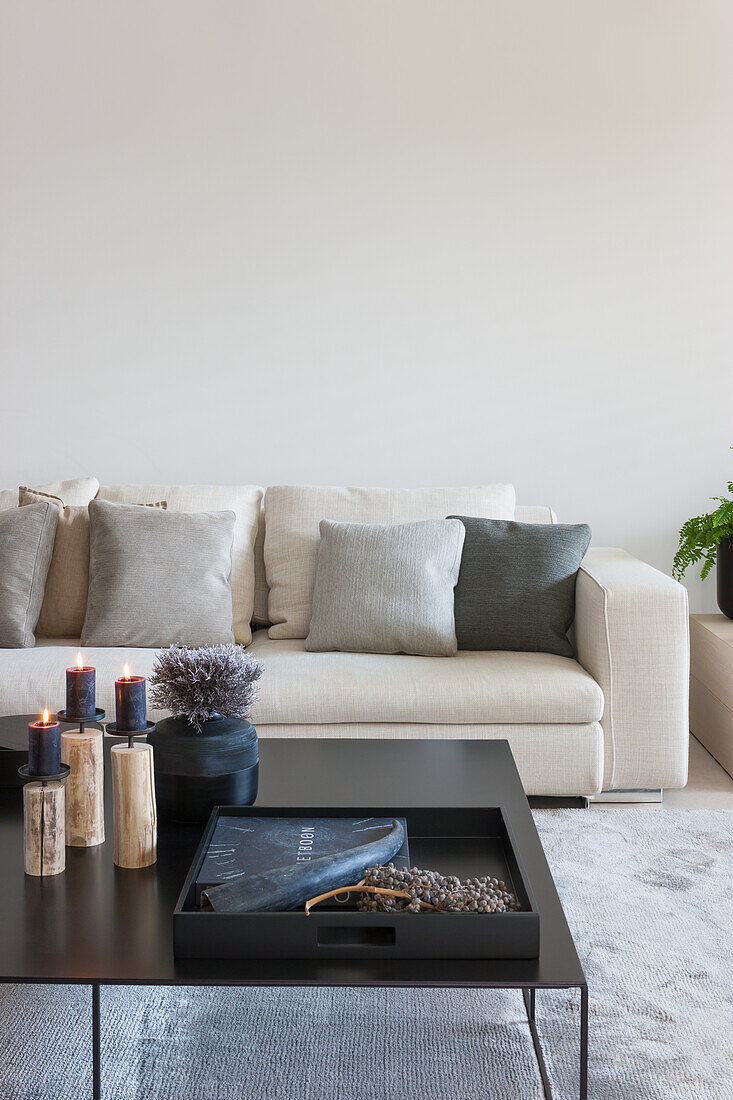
(604, 734, 733, 810)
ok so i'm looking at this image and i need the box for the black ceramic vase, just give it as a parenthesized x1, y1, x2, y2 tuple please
(147, 715, 259, 823)
(718, 538, 733, 620)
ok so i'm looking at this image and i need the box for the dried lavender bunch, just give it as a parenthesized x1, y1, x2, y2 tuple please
(149, 645, 264, 730)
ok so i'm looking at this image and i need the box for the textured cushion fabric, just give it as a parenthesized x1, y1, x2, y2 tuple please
(19, 490, 167, 639)
(305, 519, 465, 657)
(253, 723, 604, 797)
(514, 505, 557, 524)
(265, 484, 515, 639)
(82, 500, 236, 648)
(575, 547, 690, 791)
(248, 630, 603, 724)
(450, 517, 591, 656)
(0, 502, 59, 648)
(97, 485, 263, 645)
(0, 476, 99, 512)
(252, 499, 270, 626)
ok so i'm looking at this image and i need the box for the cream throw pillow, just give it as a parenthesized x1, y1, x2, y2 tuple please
(264, 484, 516, 639)
(97, 485, 263, 645)
(19, 489, 166, 639)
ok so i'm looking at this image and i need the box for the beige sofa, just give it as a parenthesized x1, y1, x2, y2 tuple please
(0, 482, 690, 798)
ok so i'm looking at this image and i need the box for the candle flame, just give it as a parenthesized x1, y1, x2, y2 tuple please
(123, 663, 131, 680)
(42, 708, 50, 725)
(77, 651, 84, 670)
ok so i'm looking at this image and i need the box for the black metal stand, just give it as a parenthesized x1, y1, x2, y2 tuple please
(523, 985, 588, 1099)
(57, 709, 106, 737)
(104, 721, 156, 751)
(92, 983, 101, 1100)
(17, 764, 70, 783)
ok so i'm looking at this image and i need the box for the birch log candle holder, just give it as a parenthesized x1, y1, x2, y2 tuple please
(57, 710, 106, 848)
(107, 723, 157, 869)
(19, 764, 70, 877)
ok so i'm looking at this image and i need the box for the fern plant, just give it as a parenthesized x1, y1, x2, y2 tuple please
(673, 481, 733, 581)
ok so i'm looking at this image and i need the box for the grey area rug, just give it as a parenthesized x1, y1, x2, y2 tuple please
(1, 809, 731, 1099)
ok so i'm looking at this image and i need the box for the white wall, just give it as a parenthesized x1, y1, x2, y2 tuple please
(1, 1, 732, 611)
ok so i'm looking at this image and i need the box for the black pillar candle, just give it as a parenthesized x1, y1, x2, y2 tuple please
(65, 655, 96, 719)
(28, 711, 61, 776)
(115, 666, 147, 732)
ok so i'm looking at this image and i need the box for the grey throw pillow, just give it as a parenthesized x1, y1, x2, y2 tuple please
(82, 500, 236, 647)
(449, 517, 592, 656)
(0, 502, 59, 648)
(305, 519, 465, 657)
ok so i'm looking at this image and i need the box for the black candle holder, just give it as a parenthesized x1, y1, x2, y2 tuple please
(18, 763, 71, 784)
(57, 708, 106, 736)
(105, 721, 156, 751)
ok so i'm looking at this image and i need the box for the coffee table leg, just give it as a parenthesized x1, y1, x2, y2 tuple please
(580, 984, 588, 1100)
(522, 987, 553, 1098)
(92, 982, 101, 1100)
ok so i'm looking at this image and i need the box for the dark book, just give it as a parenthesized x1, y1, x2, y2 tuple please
(195, 816, 410, 906)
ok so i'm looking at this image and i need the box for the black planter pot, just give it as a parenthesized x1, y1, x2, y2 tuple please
(147, 715, 259, 823)
(718, 538, 733, 620)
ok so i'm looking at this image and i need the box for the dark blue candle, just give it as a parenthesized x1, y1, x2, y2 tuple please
(28, 710, 61, 776)
(115, 665, 147, 732)
(66, 653, 96, 718)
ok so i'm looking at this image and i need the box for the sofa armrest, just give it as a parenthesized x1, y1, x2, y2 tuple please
(575, 548, 689, 791)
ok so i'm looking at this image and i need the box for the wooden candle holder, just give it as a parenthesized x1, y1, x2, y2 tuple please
(22, 777, 67, 877)
(61, 724, 105, 847)
(111, 742, 157, 869)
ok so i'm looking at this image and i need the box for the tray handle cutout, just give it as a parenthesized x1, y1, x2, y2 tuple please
(316, 925, 396, 948)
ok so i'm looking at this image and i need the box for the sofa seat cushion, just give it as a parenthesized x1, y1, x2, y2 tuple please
(247, 630, 603, 726)
(0, 641, 164, 720)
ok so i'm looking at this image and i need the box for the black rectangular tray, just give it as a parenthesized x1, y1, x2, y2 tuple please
(174, 806, 540, 960)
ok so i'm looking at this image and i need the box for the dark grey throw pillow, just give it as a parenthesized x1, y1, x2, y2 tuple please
(0, 502, 59, 648)
(449, 517, 591, 656)
(82, 500, 236, 647)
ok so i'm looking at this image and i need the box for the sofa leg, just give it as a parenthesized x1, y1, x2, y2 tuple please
(589, 789, 663, 804)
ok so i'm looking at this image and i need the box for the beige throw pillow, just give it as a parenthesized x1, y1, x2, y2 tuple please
(97, 485, 263, 645)
(19, 489, 166, 639)
(82, 500, 236, 648)
(305, 519, 465, 656)
(0, 503, 59, 648)
(264, 484, 516, 639)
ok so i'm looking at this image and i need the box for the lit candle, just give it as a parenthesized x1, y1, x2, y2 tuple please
(28, 709, 61, 777)
(65, 652, 96, 719)
(115, 664, 147, 732)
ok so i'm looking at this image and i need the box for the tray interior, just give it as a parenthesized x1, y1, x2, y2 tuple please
(176, 806, 536, 917)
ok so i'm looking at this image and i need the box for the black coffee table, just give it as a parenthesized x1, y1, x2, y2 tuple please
(0, 736, 587, 1099)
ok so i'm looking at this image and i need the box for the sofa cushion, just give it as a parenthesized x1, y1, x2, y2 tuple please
(82, 500, 237, 648)
(450, 517, 592, 656)
(248, 630, 603, 725)
(264, 484, 515, 639)
(19, 489, 167, 639)
(0, 503, 59, 648)
(0, 630, 603, 727)
(97, 484, 263, 644)
(306, 519, 465, 657)
(0, 476, 99, 512)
